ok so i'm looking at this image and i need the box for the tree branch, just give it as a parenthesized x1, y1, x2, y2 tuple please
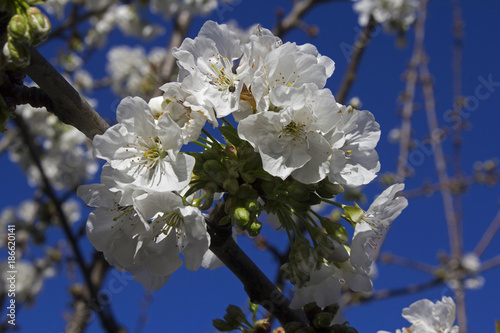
(335, 16, 377, 104)
(206, 206, 307, 327)
(22, 47, 109, 140)
(13, 115, 121, 333)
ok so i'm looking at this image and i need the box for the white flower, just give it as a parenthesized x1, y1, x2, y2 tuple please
(290, 260, 372, 309)
(379, 296, 459, 333)
(93, 96, 195, 193)
(8, 105, 97, 191)
(154, 82, 217, 143)
(350, 184, 408, 274)
(353, 0, 419, 32)
(80, 184, 183, 290)
(327, 104, 381, 187)
(246, 41, 335, 113)
(173, 20, 244, 118)
(238, 84, 340, 183)
(0, 261, 45, 304)
(133, 191, 210, 272)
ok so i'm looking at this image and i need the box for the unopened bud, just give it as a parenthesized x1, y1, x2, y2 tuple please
(247, 221, 262, 237)
(223, 178, 239, 194)
(320, 219, 348, 243)
(4, 37, 31, 67)
(233, 207, 250, 227)
(27, 7, 51, 45)
(8, 14, 29, 40)
(287, 183, 310, 202)
(237, 183, 255, 200)
(313, 312, 334, 328)
(203, 159, 223, 177)
(316, 181, 344, 198)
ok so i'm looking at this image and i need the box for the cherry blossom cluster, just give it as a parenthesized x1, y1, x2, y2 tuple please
(353, 0, 419, 32)
(79, 21, 408, 309)
(378, 296, 459, 333)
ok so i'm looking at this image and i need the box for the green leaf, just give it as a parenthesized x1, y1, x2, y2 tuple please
(219, 125, 242, 146)
(496, 320, 500, 333)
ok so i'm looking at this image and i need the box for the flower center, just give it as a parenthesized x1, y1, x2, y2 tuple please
(207, 53, 236, 91)
(279, 121, 306, 141)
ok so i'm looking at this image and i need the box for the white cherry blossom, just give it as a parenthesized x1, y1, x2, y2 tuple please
(93, 96, 195, 193)
(238, 84, 339, 183)
(378, 296, 459, 333)
(350, 184, 408, 274)
(173, 20, 244, 118)
(353, 0, 419, 32)
(327, 104, 381, 187)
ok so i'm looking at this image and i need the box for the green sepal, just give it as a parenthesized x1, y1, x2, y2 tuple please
(342, 202, 364, 225)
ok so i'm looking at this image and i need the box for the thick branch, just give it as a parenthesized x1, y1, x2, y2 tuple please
(23, 47, 109, 139)
(206, 207, 307, 326)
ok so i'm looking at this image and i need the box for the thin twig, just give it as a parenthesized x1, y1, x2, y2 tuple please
(395, 0, 428, 182)
(335, 16, 377, 104)
(379, 252, 437, 275)
(157, 9, 192, 88)
(451, 0, 465, 263)
(473, 208, 500, 257)
(361, 277, 443, 303)
(13, 116, 121, 333)
(479, 253, 500, 273)
(419, 55, 461, 259)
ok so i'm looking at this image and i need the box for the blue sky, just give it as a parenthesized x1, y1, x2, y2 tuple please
(1, 0, 500, 332)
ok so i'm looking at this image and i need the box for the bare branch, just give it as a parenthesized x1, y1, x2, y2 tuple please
(474, 208, 500, 258)
(13, 116, 121, 333)
(23, 47, 109, 140)
(157, 9, 192, 87)
(206, 205, 307, 327)
(335, 16, 377, 104)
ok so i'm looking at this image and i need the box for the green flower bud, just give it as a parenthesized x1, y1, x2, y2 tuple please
(303, 302, 322, 322)
(320, 219, 348, 243)
(222, 177, 239, 194)
(233, 207, 250, 227)
(313, 312, 334, 328)
(8, 14, 29, 40)
(307, 192, 321, 206)
(316, 181, 344, 198)
(4, 37, 31, 68)
(324, 304, 339, 316)
(237, 183, 256, 200)
(240, 171, 257, 184)
(247, 220, 262, 237)
(287, 183, 310, 202)
(203, 159, 223, 177)
(26, 7, 51, 45)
